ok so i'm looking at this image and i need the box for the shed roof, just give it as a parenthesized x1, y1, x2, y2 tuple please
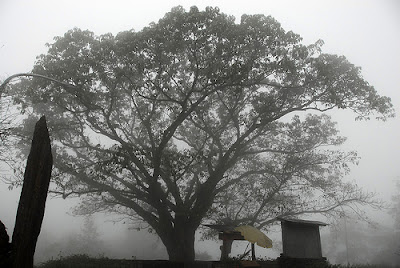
(277, 217, 328, 226)
(203, 224, 237, 232)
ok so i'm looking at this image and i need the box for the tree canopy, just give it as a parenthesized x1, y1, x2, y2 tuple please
(7, 6, 394, 261)
(0, 84, 20, 165)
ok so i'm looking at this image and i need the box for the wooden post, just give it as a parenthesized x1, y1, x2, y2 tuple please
(251, 243, 256, 261)
(218, 231, 245, 261)
(220, 239, 233, 260)
(11, 116, 52, 268)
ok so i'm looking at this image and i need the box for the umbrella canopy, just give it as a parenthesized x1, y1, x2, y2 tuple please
(234, 225, 272, 248)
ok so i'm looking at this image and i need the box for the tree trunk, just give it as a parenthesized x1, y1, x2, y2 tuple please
(159, 221, 196, 261)
(11, 116, 52, 268)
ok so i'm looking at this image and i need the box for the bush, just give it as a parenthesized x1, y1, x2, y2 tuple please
(327, 265, 396, 268)
(35, 254, 397, 268)
(35, 254, 111, 268)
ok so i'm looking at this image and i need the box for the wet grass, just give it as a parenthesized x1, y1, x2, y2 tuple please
(34, 254, 397, 268)
(328, 265, 396, 268)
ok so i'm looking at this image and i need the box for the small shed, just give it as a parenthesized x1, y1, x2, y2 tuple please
(278, 218, 327, 259)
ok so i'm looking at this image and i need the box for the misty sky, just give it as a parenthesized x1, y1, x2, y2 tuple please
(0, 0, 399, 261)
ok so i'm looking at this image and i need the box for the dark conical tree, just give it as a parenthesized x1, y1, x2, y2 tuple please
(11, 116, 52, 268)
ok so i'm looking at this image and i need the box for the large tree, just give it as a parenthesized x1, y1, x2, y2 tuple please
(8, 6, 394, 261)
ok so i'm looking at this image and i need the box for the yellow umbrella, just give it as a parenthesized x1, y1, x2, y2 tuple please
(234, 225, 273, 248)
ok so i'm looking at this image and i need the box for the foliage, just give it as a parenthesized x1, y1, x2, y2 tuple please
(8, 6, 394, 260)
(390, 180, 400, 229)
(327, 265, 396, 268)
(0, 89, 21, 171)
(335, 262, 380, 268)
(389, 180, 400, 258)
(33, 254, 396, 268)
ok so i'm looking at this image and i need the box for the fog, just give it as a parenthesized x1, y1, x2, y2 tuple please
(1, 0, 399, 265)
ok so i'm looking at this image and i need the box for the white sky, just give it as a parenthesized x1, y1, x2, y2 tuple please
(0, 0, 399, 260)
